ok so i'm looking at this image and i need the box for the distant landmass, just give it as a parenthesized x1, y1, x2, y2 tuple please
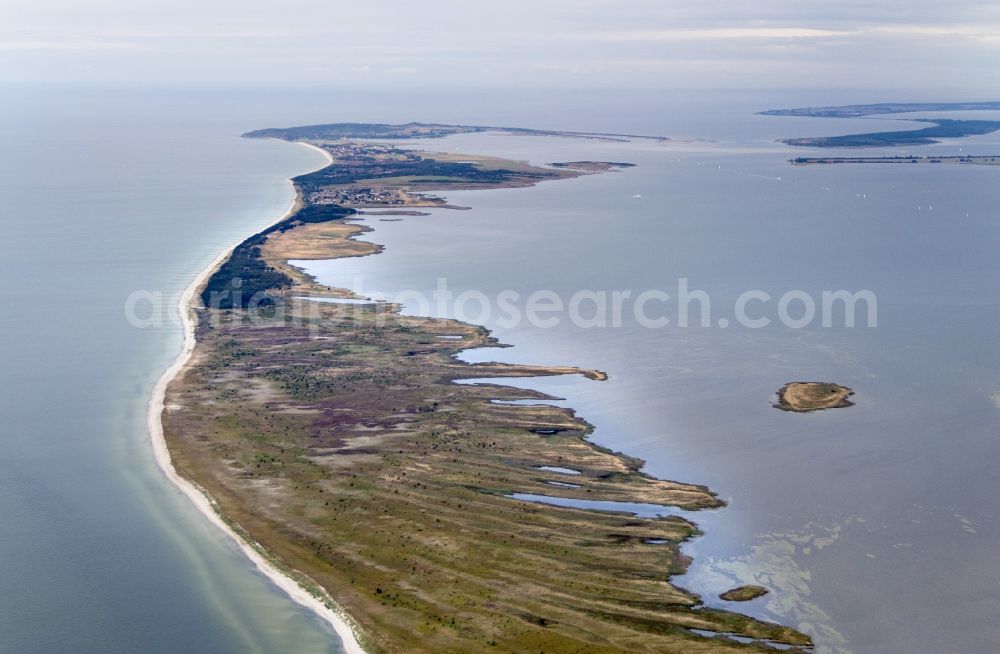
(243, 121, 669, 143)
(790, 155, 1000, 166)
(782, 118, 1000, 148)
(759, 101, 1000, 118)
(759, 102, 1000, 148)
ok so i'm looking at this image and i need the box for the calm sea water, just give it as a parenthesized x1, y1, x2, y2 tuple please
(300, 120, 1000, 651)
(0, 87, 344, 654)
(2, 84, 998, 653)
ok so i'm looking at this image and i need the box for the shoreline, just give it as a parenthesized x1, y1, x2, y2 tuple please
(146, 141, 367, 654)
(156, 130, 809, 651)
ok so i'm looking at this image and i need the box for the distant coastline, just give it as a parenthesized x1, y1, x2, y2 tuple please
(243, 121, 670, 143)
(760, 101, 1000, 148)
(758, 101, 1000, 119)
(791, 154, 1000, 166)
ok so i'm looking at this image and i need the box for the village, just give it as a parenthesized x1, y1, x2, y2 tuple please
(306, 185, 411, 206)
(301, 141, 447, 207)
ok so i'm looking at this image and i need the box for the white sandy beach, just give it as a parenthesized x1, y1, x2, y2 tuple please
(146, 141, 366, 654)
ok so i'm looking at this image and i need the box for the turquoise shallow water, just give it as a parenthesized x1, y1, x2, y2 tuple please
(3, 84, 999, 653)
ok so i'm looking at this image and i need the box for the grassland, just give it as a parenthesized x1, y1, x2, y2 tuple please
(164, 131, 810, 652)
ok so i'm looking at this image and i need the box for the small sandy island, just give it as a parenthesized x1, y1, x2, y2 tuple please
(720, 585, 769, 602)
(549, 161, 636, 172)
(774, 382, 855, 412)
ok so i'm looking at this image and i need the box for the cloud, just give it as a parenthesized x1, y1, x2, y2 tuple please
(856, 24, 1000, 45)
(0, 38, 144, 51)
(590, 27, 850, 41)
(2, 1, 999, 88)
(587, 23, 1000, 44)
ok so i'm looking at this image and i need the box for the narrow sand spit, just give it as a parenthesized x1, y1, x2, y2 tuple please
(147, 142, 366, 654)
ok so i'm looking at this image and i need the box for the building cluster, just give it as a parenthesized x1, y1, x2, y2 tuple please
(307, 186, 406, 206)
(305, 142, 433, 206)
(322, 142, 402, 159)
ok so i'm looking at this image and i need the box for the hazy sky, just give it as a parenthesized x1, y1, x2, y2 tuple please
(3, 0, 1000, 90)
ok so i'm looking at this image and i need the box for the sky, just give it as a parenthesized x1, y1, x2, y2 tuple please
(2, 0, 1000, 91)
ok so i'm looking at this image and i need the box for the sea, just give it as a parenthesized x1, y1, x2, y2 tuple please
(2, 84, 999, 653)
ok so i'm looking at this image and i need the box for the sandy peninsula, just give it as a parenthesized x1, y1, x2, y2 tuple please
(157, 126, 811, 653)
